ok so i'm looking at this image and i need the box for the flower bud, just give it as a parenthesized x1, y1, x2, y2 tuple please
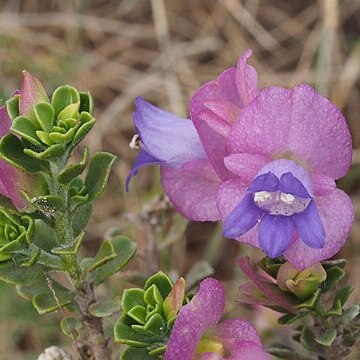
(277, 262, 326, 298)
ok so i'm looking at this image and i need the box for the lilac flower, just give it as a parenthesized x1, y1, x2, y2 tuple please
(0, 103, 25, 209)
(128, 50, 259, 221)
(219, 85, 354, 270)
(164, 278, 270, 360)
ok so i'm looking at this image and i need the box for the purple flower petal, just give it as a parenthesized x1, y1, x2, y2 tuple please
(134, 97, 206, 166)
(126, 150, 161, 191)
(229, 340, 270, 360)
(280, 172, 310, 198)
(223, 194, 263, 239)
(237, 257, 296, 313)
(164, 278, 225, 360)
(0, 106, 12, 137)
(293, 200, 325, 248)
(161, 159, 220, 221)
(285, 189, 354, 270)
(248, 172, 279, 193)
(259, 214, 295, 258)
(227, 85, 352, 180)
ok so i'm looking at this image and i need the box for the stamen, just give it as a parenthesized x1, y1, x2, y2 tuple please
(254, 190, 310, 216)
(129, 134, 141, 149)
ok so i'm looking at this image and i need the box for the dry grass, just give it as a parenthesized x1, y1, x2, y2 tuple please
(0, 0, 360, 358)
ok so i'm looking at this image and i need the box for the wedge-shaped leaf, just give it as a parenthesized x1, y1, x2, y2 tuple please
(5, 95, 20, 120)
(323, 266, 345, 292)
(268, 345, 312, 360)
(300, 326, 324, 352)
(32, 195, 65, 213)
(24, 144, 65, 160)
(128, 305, 147, 324)
(36, 130, 53, 146)
(122, 289, 147, 313)
(295, 288, 322, 309)
(163, 278, 185, 321)
(84, 240, 117, 272)
(144, 272, 173, 300)
(326, 299, 343, 316)
(32, 284, 74, 314)
(79, 91, 93, 114)
(58, 146, 89, 184)
(60, 317, 83, 337)
(149, 345, 167, 357)
(278, 311, 309, 325)
(315, 329, 337, 347)
(49, 127, 77, 144)
(93, 236, 136, 285)
(0, 133, 48, 173)
(334, 285, 353, 307)
(57, 102, 79, 121)
(33, 102, 54, 132)
(340, 305, 360, 324)
(89, 298, 121, 318)
(72, 113, 95, 146)
(51, 85, 80, 118)
(144, 284, 163, 307)
(121, 348, 154, 360)
(33, 219, 58, 252)
(12, 116, 42, 146)
(114, 319, 158, 346)
(0, 262, 43, 285)
(51, 232, 84, 255)
(185, 261, 214, 291)
(72, 202, 92, 237)
(132, 313, 165, 336)
(85, 152, 116, 201)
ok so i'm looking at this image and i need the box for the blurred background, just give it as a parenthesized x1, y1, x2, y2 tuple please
(0, 0, 359, 359)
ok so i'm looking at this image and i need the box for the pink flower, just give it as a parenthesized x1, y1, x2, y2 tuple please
(219, 85, 354, 270)
(128, 50, 259, 221)
(164, 278, 269, 360)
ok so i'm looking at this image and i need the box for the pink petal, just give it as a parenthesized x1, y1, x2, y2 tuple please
(224, 153, 269, 183)
(216, 319, 262, 346)
(0, 106, 12, 136)
(164, 278, 225, 360)
(284, 188, 354, 270)
(20, 71, 49, 117)
(311, 173, 336, 196)
(198, 353, 223, 360)
(238, 257, 296, 313)
(235, 49, 259, 108)
(227, 85, 352, 180)
(229, 341, 270, 360)
(161, 159, 220, 221)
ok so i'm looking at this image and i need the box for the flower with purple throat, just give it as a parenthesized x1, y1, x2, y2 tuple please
(219, 85, 354, 270)
(127, 50, 259, 222)
(164, 278, 269, 360)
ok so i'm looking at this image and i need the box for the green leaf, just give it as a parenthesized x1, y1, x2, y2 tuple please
(51, 85, 80, 118)
(24, 144, 65, 160)
(0, 133, 48, 173)
(340, 305, 360, 324)
(144, 284, 163, 307)
(5, 95, 20, 120)
(163, 278, 185, 322)
(114, 319, 157, 346)
(79, 91, 93, 114)
(11, 116, 42, 146)
(89, 298, 121, 318)
(93, 236, 137, 285)
(185, 261, 214, 291)
(326, 299, 343, 316)
(33, 219, 58, 251)
(0, 262, 44, 285)
(85, 152, 116, 201)
(32, 195, 65, 213)
(58, 146, 89, 184)
(57, 102, 80, 121)
(268, 346, 313, 360)
(84, 240, 117, 272)
(144, 272, 173, 300)
(315, 329, 337, 347)
(122, 289, 147, 313)
(278, 311, 309, 325)
(51, 232, 85, 255)
(128, 305, 147, 324)
(121, 348, 154, 360)
(72, 113, 95, 146)
(132, 313, 165, 336)
(33, 101, 54, 132)
(72, 202, 92, 237)
(60, 317, 83, 337)
(48, 127, 77, 144)
(323, 266, 345, 292)
(334, 285, 353, 306)
(32, 285, 74, 314)
(295, 288, 322, 309)
(300, 326, 323, 352)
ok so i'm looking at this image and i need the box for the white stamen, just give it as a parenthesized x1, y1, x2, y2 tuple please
(280, 193, 295, 204)
(129, 134, 140, 149)
(254, 191, 271, 202)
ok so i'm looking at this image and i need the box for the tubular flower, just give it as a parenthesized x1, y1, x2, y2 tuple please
(127, 50, 259, 221)
(219, 85, 354, 270)
(164, 278, 269, 360)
